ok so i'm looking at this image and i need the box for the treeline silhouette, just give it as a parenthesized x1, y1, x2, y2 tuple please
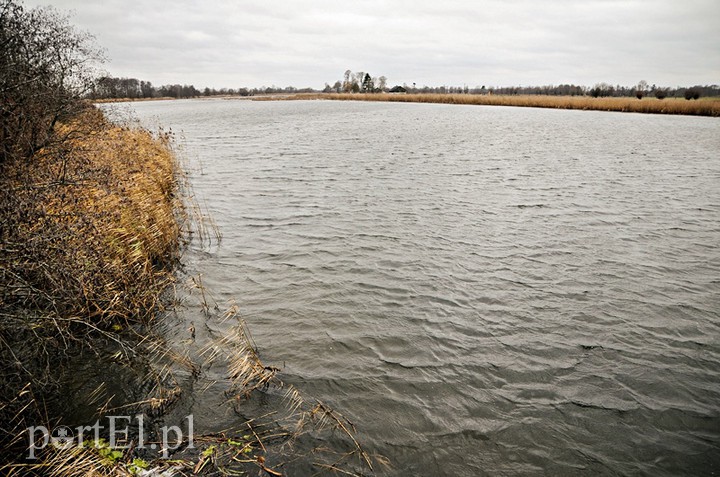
(89, 76, 316, 99)
(88, 74, 720, 101)
(89, 76, 201, 99)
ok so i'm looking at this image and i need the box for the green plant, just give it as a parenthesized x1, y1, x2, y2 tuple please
(128, 458, 149, 475)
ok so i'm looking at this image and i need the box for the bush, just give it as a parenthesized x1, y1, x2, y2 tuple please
(0, 0, 102, 163)
(654, 89, 668, 100)
(684, 88, 701, 100)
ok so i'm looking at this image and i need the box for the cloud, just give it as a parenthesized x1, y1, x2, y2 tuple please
(24, 0, 720, 88)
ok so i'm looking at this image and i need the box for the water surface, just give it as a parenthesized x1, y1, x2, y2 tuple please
(128, 99, 720, 475)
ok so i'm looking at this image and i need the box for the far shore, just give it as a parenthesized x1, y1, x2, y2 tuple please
(95, 93, 720, 117)
(282, 92, 720, 117)
(92, 93, 292, 103)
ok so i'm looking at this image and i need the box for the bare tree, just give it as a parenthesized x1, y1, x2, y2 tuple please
(0, 0, 103, 163)
(355, 71, 365, 92)
(378, 76, 387, 92)
(343, 69, 352, 93)
(636, 80, 648, 99)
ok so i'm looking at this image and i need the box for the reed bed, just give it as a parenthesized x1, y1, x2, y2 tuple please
(0, 104, 186, 472)
(0, 106, 182, 324)
(283, 92, 720, 117)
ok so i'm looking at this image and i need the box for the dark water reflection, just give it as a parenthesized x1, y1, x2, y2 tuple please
(128, 99, 720, 475)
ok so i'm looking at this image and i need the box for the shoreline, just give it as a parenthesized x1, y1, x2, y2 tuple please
(96, 93, 720, 117)
(0, 105, 185, 472)
(0, 105, 375, 476)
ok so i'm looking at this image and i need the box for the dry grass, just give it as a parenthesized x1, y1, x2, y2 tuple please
(173, 301, 381, 475)
(0, 106, 182, 323)
(283, 92, 720, 117)
(218, 310, 380, 476)
(0, 104, 185, 471)
(4, 446, 119, 477)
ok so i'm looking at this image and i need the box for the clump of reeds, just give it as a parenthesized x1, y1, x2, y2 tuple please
(1, 105, 182, 324)
(283, 92, 720, 116)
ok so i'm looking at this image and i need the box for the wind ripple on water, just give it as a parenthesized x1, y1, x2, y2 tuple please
(129, 100, 720, 476)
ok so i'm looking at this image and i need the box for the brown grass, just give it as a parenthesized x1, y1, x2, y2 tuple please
(220, 312, 380, 475)
(0, 104, 185, 471)
(0, 106, 182, 324)
(282, 92, 720, 117)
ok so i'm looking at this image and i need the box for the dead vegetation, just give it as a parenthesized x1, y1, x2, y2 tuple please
(165, 300, 386, 476)
(280, 92, 720, 117)
(0, 104, 186, 470)
(0, 105, 182, 323)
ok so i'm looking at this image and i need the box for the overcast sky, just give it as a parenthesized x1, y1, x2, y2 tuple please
(25, 0, 720, 89)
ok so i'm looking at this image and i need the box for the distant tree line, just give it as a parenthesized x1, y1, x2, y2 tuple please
(89, 76, 201, 99)
(89, 76, 319, 99)
(388, 81, 717, 100)
(201, 85, 316, 96)
(325, 71, 719, 100)
(88, 72, 720, 102)
(585, 81, 716, 100)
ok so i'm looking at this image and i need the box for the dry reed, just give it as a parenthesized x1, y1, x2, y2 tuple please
(1, 106, 182, 324)
(281, 92, 720, 117)
(0, 104, 185, 472)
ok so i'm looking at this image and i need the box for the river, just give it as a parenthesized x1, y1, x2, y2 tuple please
(124, 98, 720, 475)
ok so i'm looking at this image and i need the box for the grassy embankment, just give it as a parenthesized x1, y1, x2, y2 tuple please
(284, 92, 720, 116)
(0, 105, 184, 473)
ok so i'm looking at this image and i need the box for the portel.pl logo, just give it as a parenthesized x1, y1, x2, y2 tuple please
(27, 414, 194, 459)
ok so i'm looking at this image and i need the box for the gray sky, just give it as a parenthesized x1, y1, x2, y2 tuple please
(25, 0, 720, 89)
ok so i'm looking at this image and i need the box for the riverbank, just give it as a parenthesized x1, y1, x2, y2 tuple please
(281, 92, 720, 117)
(0, 104, 376, 476)
(0, 105, 184, 473)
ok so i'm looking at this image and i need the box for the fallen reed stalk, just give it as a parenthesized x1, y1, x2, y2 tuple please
(279, 92, 720, 117)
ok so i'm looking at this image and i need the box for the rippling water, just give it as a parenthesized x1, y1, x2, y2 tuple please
(127, 99, 720, 475)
